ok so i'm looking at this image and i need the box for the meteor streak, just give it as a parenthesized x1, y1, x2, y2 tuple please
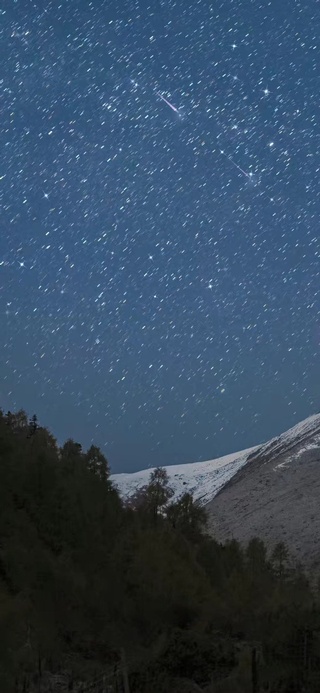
(131, 79, 254, 182)
(220, 150, 253, 181)
(156, 91, 180, 114)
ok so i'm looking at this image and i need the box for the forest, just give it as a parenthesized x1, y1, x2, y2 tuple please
(1, 408, 320, 692)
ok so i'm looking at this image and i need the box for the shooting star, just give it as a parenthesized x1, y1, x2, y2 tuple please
(220, 150, 253, 181)
(131, 80, 255, 183)
(156, 91, 180, 114)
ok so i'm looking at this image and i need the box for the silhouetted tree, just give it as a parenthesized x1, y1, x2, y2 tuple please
(84, 444, 110, 482)
(130, 467, 174, 524)
(27, 414, 38, 439)
(271, 541, 290, 579)
(166, 492, 207, 540)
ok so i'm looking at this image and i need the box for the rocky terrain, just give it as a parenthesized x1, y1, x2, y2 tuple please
(206, 414, 320, 569)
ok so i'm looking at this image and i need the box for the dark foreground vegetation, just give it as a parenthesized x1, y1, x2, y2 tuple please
(2, 409, 320, 692)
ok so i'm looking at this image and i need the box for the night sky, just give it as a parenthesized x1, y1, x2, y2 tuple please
(1, 0, 320, 472)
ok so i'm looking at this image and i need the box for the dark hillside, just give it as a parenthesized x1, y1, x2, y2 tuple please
(1, 408, 320, 692)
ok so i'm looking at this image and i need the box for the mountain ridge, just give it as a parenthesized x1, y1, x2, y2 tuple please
(211, 413, 320, 499)
(112, 413, 320, 506)
(111, 445, 258, 506)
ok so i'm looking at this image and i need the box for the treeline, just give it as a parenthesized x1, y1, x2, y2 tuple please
(1, 408, 320, 692)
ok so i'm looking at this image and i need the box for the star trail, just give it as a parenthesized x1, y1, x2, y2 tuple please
(1, 0, 320, 471)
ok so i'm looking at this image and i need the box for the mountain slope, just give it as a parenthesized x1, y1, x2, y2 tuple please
(111, 446, 257, 505)
(206, 414, 320, 568)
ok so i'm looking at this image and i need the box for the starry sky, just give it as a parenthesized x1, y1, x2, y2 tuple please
(1, 0, 320, 472)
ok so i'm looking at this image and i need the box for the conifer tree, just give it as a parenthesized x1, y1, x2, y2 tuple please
(271, 541, 290, 579)
(84, 444, 110, 482)
(166, 492, 207, 539)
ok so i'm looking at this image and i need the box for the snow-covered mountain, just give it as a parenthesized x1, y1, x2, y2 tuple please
(112, 413, 320, 567)
(111, 446, 257, 505)
(111, 413, 320, 507)
(244, 413, 320, 469)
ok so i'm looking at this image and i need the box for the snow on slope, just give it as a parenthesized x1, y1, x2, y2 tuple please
(250, 413, 320, 466)
(276, 414, 320, 445)
(111, 446, 257, 506)
(111, 414, 320, 506)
